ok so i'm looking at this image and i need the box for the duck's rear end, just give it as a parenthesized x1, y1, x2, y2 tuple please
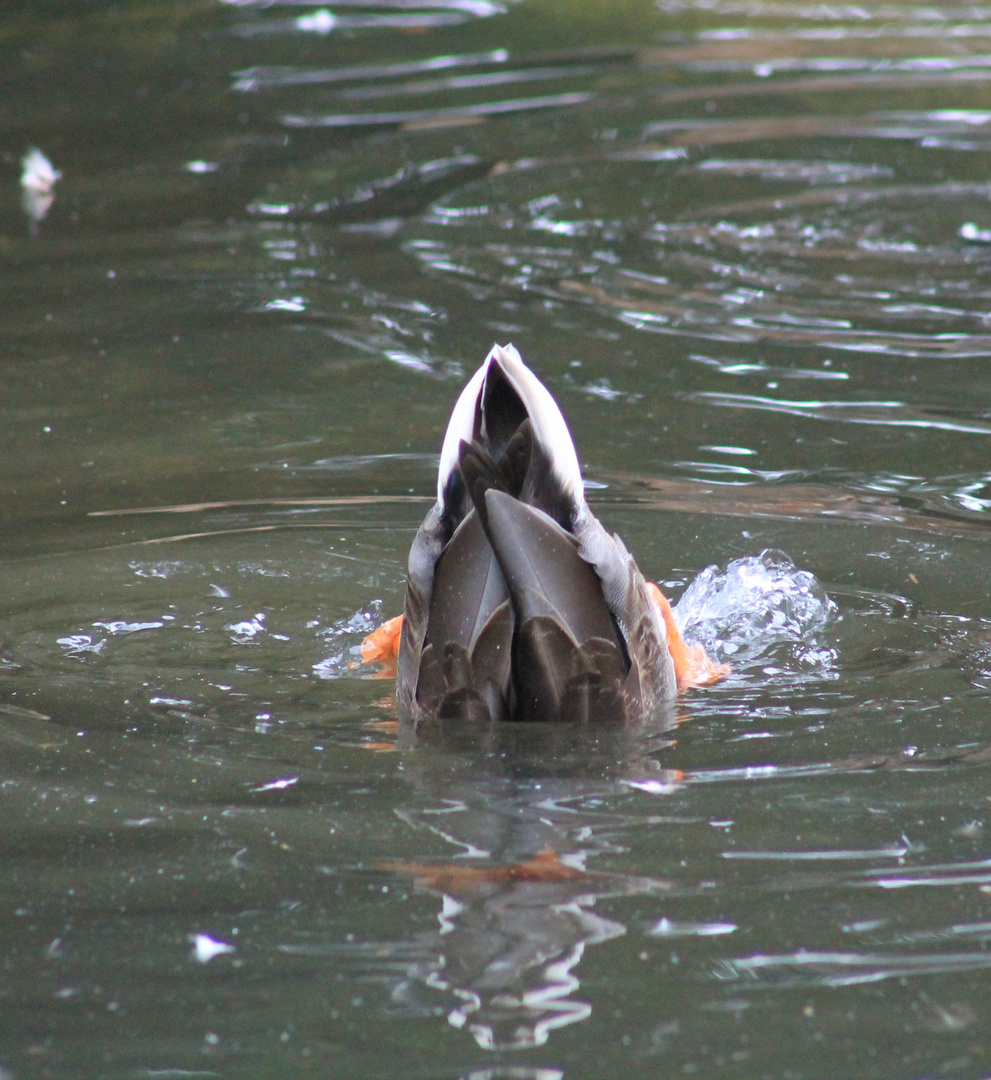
(397, 345, 677, 728)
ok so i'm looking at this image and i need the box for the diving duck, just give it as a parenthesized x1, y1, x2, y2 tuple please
(362, 344, 725, 725)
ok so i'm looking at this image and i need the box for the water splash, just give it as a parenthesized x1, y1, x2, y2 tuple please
(313, 603, 385, 678)
(673, 549, 837, 673)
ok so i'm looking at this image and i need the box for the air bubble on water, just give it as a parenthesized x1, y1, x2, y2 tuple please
(312, 601, 385, 679)
(129, 561, 184, 579)
(228, 613, 267, 643)
(57, 634, 108, 657)
(673, 549, 837, 674)
(93, 620, 164, 635)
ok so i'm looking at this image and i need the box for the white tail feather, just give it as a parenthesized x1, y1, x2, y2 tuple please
(437, 343, 584, 506)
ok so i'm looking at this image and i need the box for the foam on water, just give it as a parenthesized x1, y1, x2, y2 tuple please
(673, 549, 837, 674)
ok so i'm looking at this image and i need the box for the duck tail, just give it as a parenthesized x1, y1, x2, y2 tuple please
(437, 344, 585, 517)
(457, 419, 531, 524)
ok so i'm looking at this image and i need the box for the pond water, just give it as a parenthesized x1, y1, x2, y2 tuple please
(4, 0, 991, 1076)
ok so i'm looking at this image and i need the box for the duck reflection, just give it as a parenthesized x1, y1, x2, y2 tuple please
(374, 721, 680, 1050)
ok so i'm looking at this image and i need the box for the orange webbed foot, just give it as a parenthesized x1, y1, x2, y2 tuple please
(359, 613, 403, 663)
(646, 582, 730, 690)
(352, 614, 403, 678)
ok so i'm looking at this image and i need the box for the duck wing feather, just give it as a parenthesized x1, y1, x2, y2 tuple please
(403, 506, 515, 724)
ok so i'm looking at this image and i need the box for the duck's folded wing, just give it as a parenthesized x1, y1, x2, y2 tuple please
(573, 509, 678, 705)
(397, 503, 444, 721)
(404, 507, 514, 723)
(481, 489, 636, 722)
(482, 489, 619, 646)
(425, 510, 510, 654)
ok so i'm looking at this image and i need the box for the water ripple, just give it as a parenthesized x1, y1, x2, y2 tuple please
(715, 949, 991, 988)
(282, 91, 593, 129)
(227, 0, 506, 38)
(684, 393, 991, 434)
(232, 49, 510, 93)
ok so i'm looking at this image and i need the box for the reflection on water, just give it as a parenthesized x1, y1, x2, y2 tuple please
(354, 765, 674, 1051)
(5, 0, 991, 1076)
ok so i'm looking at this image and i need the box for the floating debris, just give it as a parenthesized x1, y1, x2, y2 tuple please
(21, 147, 60, 228)
(190, 933, 235, 964)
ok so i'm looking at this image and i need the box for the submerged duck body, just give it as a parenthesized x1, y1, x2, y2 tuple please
(396, 344, 677, 727)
